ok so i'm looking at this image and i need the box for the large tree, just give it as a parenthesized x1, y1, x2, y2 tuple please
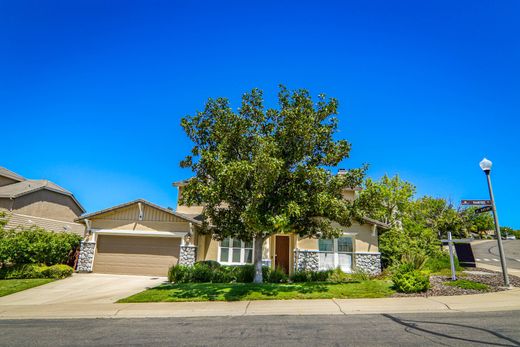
(179, 86, 365, 282)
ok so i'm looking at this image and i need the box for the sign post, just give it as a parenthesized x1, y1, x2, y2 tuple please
(447, 232, 457, 281)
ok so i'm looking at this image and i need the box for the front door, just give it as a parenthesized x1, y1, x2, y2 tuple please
(275, 235, 290, 274)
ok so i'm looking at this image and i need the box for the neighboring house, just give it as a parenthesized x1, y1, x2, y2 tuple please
(75, 173, 388, 277)
(0, 167, 85, 235)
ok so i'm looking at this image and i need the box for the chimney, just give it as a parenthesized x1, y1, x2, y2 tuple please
(337, 168, 347, 176)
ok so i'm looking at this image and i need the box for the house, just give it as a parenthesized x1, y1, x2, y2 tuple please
(0, 167, 85, 235)
(75, 175, 388, 277)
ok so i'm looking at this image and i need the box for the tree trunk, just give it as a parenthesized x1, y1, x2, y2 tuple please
(253, 235, 264, 283)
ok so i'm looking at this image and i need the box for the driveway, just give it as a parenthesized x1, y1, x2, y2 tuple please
(0, 273, 166, 305)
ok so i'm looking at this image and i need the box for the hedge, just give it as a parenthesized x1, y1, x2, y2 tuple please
(0, 227, 81, 266)
(0, 264, 74, 280)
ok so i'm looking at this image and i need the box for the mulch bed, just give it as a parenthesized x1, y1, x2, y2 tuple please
(392, 267, 520, 297)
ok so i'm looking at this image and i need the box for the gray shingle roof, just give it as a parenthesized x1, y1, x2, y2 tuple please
(0, 167, 25, 182)
(0, 179, 85, 213)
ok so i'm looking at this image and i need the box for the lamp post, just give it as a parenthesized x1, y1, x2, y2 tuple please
(479, 158, 510, 287)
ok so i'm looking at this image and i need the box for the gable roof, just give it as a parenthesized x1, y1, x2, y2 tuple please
(75, 198, 202, 225)
(0, 179, 86, 213)
(0, 167, 25, 182)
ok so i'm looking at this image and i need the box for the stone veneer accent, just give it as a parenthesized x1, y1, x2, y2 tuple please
(295, 249, 320, 272)
(354, 253, 381, 275)
(76, 241, 96, 272)
(179, 245, 197, 266)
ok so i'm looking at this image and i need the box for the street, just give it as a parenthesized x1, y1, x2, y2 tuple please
(1, 311, 519, 347)
(472, 240, 520, 270)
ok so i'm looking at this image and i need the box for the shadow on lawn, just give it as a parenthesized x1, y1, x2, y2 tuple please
(155, 282, 332, 301)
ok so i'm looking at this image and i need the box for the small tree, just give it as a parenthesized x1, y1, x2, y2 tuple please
(179, 86, 365, 283)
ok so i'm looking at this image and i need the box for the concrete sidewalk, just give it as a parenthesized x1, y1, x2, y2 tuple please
(1, 287, 519, 320)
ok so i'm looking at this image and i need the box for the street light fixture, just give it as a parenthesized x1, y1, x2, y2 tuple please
(480, 158, 510, 287)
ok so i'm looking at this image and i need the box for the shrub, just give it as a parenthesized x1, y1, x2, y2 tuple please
(290, 270, 313, 282)
(400, 251, 428, 270)
(168, 265, 193, 283)
(267, 267, 288, 283)
(328, 268, 351, 283)
(350, 270, 370, 281)
(0, 227, 81, 266)
(236, 265, 255, 283)
(392, 265, 430, 293)
(0, 264, 46, 279)
(191, 263, 215, 282)
(195, 260, 221, 269)
(41, 264, 74, 279)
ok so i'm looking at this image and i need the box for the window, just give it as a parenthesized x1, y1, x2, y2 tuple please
(219, 238, 253, 264)
(318, 236, 353, 272)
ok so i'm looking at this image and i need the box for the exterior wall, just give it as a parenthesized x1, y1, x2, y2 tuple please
(179, 245, 197, 266)
(175, 187, 204, 215)
(297, 236, 318, 250)
(0, 199, 13, 211)
(77, 241, 96, 272)
(341, 190, 357, 202)
(10, 190, 83, 222)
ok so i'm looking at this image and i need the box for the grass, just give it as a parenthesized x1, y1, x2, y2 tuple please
(119, 280, 395, 302)
(0, 279, 54, 297)
(443, 279, 490, 291)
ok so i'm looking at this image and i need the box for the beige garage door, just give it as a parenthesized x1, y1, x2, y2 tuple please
(93, 235, 180, 276)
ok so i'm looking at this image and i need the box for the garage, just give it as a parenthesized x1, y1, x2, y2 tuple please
(93, 234, 181, 276)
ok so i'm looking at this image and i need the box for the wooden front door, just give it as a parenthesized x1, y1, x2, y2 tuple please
(275, 235, 290, 274)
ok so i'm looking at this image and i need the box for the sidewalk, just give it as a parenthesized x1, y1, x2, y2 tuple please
(1, 287, 519, 320)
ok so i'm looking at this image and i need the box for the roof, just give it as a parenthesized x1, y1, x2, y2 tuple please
(0, 179, 86, 213)
(2, 212, 85, 235)
(361, 216, 390, 229)
(0, 167, 25, 182)
(75, 198, 203, 225)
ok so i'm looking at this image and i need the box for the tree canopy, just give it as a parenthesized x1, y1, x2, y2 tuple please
(179, 86, 365, 282)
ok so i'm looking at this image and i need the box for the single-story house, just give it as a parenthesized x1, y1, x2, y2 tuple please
(75, 180, 388, 277)
(0, 167, 85, 235)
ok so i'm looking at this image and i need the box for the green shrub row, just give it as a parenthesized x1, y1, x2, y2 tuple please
(169, 262, 372, 284)
(169, 263, 276, 283)
(0, 227, 81, 266)
(0, 263, 74, 280)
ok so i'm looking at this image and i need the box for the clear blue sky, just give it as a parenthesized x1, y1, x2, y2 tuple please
(1, 1, 519, 228)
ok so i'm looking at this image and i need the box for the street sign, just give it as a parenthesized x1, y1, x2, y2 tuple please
(475, 205, 493, 214)
(461, 199, 491, 205)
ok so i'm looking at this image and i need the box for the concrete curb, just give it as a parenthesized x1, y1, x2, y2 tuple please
(1, 287, 519, 320)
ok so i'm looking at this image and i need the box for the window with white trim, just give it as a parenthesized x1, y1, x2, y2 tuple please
(219, 237, 253, 265)
(318, 236, 353, 272)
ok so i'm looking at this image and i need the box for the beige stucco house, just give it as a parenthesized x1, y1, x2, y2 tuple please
(75, 177, 388, 277)
(0, 167, 85, 235)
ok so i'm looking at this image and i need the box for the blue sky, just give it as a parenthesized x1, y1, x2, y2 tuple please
(1, 1, 519, 228)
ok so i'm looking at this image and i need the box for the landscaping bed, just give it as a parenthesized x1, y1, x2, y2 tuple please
(393, 267, 520, 297)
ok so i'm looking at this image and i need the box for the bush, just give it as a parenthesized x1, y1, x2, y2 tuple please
(168, 265, 193, 283)
(267, 267, 288, 283)
(195, 260, 221, 269)
(392, 265, 430, 293)
(0, 227, 81, 266)
(41, 264, 74, 279)
(191, 263, 214, 282)
(328, 268, 351, 283)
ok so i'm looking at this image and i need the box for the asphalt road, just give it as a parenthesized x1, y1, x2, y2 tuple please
(1, 311, 520, 347)
(471, 240, 520, 270)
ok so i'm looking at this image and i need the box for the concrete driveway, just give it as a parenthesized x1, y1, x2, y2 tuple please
(0, 273, 166, 305)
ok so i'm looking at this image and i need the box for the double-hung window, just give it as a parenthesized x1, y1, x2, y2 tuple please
(318, 236, 353, 272)
(219, 237, 253, 265)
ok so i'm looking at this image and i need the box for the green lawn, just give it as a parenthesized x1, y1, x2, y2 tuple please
(119, 280, 395, 302)
(0, 279, 54, 297)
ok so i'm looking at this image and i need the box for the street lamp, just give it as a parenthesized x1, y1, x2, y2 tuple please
(480, 158, 510, 287)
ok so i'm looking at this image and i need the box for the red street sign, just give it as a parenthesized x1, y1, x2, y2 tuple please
(461, 199, 491, 206)
(475, 206, 493, 214)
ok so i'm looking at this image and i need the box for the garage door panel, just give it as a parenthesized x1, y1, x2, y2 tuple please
(94, 235, 180, 276)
